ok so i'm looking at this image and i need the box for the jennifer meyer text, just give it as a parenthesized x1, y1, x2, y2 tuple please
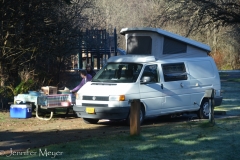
(0, 148, 63, 158)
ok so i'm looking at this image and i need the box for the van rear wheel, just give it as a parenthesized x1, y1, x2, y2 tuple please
(197, 99, 210, 119)
(83, 118, 99, 124)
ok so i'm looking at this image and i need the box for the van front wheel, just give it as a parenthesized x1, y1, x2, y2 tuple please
(198, 99, 210, 119)
(83, 118, 99, 124)
(127, 106, 145, 125)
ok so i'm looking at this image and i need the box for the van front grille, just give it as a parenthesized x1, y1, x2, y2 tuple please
(83, 96, 109, 101)
(82, 103, 108, 107)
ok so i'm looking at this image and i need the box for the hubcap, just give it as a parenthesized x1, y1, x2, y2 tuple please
(203, 102, 209, 117)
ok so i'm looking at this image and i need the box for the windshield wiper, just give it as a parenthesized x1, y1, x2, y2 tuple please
(92, 79, 101, 82)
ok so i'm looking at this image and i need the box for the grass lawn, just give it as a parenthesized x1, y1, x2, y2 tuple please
(1, 118, 240, 160)
(215, 80, 240, 116)
(228, 78, 240, 83)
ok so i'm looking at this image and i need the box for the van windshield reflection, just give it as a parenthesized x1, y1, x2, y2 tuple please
(92, 63, 143, 83)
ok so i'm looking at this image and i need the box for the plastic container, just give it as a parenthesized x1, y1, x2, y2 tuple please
(28, 91, 41, 96)
(10, 104, 32, 118)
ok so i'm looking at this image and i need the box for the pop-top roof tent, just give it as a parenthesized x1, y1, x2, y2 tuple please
(120, 27, 211, 59)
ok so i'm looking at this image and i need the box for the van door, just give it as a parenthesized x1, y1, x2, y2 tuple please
(139, 64, 163, 116)
(160, 62, 192, 113)
(186, 60, 216, 107)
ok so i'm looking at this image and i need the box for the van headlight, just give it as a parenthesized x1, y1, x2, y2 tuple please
(76, 93, 82, 100)
(109, 95, 125, 101)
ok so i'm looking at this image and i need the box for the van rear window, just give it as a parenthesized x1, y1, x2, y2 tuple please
(187, 61, 214, 79)
(162, 63, 187, 82)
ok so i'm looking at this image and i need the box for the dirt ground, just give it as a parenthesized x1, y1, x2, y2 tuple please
(0, 71, 239, 155)
(0, 111, 123, 154)
(0, 110, 193, 155)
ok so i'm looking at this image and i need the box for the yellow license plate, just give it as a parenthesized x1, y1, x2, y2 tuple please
(86, 107, 95, 114)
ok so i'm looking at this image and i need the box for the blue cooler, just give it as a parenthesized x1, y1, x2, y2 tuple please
(10, 104, 32, 118)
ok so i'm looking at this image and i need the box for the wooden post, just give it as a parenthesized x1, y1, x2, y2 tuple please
(79, 31, 83, 69)
(114, 28, 117, 56)
(204, 89, 215, 125)
(130, 99, 140, 136)
(209, 89, 215, 124)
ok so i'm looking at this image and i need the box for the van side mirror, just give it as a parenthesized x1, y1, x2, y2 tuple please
(141, 76, 151, 84)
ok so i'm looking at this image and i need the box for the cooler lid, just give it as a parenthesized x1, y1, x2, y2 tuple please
(10, 104, 32, 108)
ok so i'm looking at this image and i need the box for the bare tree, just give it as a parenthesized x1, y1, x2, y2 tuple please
(146, 0, 240, 69)
(0, 0, 96, 101)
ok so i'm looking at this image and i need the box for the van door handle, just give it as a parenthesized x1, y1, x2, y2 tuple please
(180, 83, 184, 88)
(161, 84, 163, 89)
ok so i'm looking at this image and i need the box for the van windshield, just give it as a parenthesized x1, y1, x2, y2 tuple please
(92, 63, 143, 83)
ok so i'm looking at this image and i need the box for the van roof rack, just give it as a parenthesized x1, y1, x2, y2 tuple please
(108, 55, 156, 63)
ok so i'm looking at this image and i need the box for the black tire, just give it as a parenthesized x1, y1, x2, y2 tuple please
(127, 106, 145, 125)
(197, 99, 210, 119)
(83, 118, 99, 124)
(159, 114, 172, 120)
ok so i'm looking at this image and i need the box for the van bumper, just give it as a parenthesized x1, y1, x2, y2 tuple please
(214, 96, 223, 106)
(73, 105, 129, 120)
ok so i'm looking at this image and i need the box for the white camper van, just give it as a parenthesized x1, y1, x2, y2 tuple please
(73, 27, 222, 124)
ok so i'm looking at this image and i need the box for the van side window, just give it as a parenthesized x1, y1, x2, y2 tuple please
(141, 65, 159, 83)
(127, 36, 152, 55)
(163, 37, 187, 54)
(162, 63, 187, 82)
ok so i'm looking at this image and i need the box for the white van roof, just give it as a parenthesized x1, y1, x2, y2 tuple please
(108, 55, 156, 63)
(120, 27, 211, 52)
